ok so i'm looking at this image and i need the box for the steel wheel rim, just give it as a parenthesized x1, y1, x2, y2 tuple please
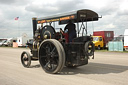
(40, 41, 59, 72)
(21, 51, 31, 67)
(22, 53, 29, 66)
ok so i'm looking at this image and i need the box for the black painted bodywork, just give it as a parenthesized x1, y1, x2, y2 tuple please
(27, 9, 99, 67)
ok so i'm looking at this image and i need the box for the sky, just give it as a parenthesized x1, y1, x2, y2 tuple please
(0, 0, 128, 38)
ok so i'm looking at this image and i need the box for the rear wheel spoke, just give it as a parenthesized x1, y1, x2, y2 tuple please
(44, 61, 50, 68)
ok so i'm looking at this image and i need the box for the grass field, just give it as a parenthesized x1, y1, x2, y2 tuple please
(1, 46, 128, 53)
(95, 49, 128, 53)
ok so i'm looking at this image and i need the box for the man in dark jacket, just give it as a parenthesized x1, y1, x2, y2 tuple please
(64, 20, 76, 42)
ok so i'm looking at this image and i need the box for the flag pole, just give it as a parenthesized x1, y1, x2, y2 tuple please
(15, 17, 19, 37)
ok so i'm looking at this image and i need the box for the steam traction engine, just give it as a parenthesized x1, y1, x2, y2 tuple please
(21, 9, 99, 74)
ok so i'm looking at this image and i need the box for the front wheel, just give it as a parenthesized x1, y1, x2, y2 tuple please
(21, 51, 31, 68)
(97, 45, 101, 50)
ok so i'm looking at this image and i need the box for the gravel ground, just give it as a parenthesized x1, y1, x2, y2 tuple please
(0, 47, 128, 85)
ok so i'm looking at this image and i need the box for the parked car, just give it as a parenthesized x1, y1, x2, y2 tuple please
(0, 40, 7, 46)
(3, 38, 16, 47)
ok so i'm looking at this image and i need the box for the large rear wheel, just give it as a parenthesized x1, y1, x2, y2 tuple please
(38, 39, 65, 74)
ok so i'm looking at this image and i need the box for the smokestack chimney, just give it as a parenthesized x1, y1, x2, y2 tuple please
(32, 17, 37, 38)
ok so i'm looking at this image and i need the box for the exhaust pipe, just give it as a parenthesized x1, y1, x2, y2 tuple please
(32, 17, 37, 38)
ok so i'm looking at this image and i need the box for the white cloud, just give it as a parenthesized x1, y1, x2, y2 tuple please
(119, 0, 128, 11)
(0, 0, 128, 38)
